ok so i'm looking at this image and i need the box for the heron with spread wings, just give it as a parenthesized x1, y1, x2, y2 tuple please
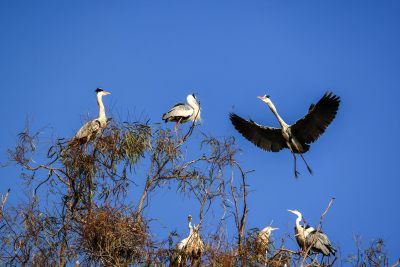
(230, 92, 340, 177)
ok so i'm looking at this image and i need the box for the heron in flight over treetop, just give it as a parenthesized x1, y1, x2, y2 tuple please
(230, 92, 340, 177)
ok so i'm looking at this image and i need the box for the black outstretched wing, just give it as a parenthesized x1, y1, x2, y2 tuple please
(229, 113, 287, 152)
(291, 92, 340, 144)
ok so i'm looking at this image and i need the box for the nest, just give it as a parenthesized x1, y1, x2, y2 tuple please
(78, 206, 149, 266)
(204, 250, 236, 267)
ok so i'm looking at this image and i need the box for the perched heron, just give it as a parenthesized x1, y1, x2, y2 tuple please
(172, 215, 204, 267)
(162, 94, 201, 129)
(230, 92, 340, 177)
(255, 226, 279, 262)
(288, 209, 336, 257)
(71, 88, 111, 145)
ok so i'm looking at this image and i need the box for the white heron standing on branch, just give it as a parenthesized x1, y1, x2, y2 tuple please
(70, 88, 111, 145)
(230, 92, 340, 177)
(162, 94, 201, 130)
(288, 209, 336, 257)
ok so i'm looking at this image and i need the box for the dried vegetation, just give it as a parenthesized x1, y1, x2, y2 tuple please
(0, 119, 397, 266)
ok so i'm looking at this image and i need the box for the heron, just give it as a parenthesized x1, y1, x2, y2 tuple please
(230, 92, 340, 177)
(255, 226, 279, 262)
(172, 215, 204, 267)
(70, 88, 111, 145)
(288, 209, 336, 257)
(162, 94, 201, 130)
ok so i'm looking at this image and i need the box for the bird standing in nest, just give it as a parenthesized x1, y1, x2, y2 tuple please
(172, 215, 204, 267)
(255, 225, 279, 263)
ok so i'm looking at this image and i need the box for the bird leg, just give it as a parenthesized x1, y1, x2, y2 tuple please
(175, 119, 185, 143)
(299, 153, 313, 175)
(174, 118, 183, 132)
(173, 121, 179, 140)
(292, 153, 300, 178)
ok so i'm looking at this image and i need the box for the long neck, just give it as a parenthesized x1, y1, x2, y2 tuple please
(266, 101, 288, 128)
(261, 228, 271, 239)
(188, 98, 198, 109)
(188, 98, 201, 122)
(192, 106, 201, 122)
(188, 220, 193, 234)
(97, 94, 106, 121)
(295, 214, 302, 229)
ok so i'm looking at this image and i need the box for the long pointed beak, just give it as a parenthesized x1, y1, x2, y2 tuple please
(288, 209, 296, 215)
(104, 91, 111, 95)
(257, 95, 264, 100)
(271, 227, 279, 231)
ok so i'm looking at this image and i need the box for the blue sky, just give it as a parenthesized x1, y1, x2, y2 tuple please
(1, 0, 399, 260)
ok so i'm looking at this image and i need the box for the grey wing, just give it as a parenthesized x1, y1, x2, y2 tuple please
(75, 120, 101, 139)
(229, 113, 287, 152)
(291, 92, 340, 144)
(162, 104, 193, 121)
(306, 230, 336, 256)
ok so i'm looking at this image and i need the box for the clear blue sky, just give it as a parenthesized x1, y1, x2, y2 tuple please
(1, 0, 399, 260)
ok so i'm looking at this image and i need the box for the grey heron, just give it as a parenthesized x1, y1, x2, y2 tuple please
(173, 215, 204, 266)
(162, 94, 201, 129)
(230, 92, 340, 177)
(255, 226, 279, 262)
(288, 209, 336, 257)
(71, 88, 111, 145)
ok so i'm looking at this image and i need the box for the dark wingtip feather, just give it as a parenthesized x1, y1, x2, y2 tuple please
(321, 91, 341, 113)
(324, 91, 341, 103)
(230, 113, 251, 128)
(229, 112, 241, 124)
(229, 112, 237, 119)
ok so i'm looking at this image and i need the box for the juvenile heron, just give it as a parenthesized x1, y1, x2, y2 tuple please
(255, 226, 279, 262)
(230, 92, 340, 177)
(172, 215, 204, 266)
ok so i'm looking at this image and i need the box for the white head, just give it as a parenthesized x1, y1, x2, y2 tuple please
(288, 209, 303, 219)
(188, 214, 193, 223)
(257, 94, 272, 104)
(96, 88, 111, 97)
(260, 226, 279, 236)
